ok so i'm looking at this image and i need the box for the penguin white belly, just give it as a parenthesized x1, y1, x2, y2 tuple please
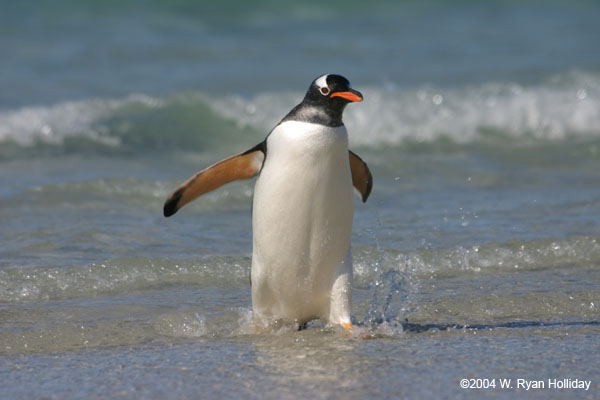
(251, 121, 354, 326)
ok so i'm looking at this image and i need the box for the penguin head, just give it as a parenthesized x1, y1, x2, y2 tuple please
(307, 74, 363, 105)
(282, 74, 362, 127)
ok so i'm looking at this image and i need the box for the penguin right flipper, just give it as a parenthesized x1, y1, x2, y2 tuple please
(349, 150, 373, 203)
(164, 143, 266, 217)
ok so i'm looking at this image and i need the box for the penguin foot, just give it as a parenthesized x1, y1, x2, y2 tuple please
(339, 322, 380, 339)
(340, 321, 353, 331)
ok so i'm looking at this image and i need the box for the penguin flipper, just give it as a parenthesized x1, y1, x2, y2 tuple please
(163, 144, 265, 217)
(349, 150, 373, 203)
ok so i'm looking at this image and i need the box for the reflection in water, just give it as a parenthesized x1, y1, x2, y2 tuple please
(248, 331, 367, 396)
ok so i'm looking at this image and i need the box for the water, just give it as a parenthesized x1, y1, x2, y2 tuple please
(1, 1, 600, 399)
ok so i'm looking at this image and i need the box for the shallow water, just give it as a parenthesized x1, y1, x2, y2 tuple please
(2, 1, 600, 399)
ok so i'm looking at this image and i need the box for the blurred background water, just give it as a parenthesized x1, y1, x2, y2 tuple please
(1, 1, 599, 399)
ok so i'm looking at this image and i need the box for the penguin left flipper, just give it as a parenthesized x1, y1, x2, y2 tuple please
(349, 150, 373, 203)
(163, 143, 265, 217)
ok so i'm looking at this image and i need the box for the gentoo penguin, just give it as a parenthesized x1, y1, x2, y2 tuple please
(164, 74, 372, 331)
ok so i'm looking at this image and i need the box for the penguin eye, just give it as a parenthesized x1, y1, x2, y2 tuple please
(320, 87, 330, 95)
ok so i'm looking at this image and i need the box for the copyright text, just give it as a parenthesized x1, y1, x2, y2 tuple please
(459, 378, 591, 391)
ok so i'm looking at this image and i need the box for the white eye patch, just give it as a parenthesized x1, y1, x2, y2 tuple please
(315, 74, 330, 95)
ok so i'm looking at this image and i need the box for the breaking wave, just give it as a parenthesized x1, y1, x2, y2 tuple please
(213, 70, 600, 146)
(1, 71, 599, 159)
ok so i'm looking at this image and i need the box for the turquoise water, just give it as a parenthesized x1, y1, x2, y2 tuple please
(1, 1, 600, 399)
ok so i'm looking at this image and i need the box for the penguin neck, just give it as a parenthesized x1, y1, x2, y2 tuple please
(280, 98, 346, 128)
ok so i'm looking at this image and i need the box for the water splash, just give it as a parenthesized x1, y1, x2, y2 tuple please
(155, 312, 208, 338)
(363, 269, 407, 326)
(360, 208, 415, 334)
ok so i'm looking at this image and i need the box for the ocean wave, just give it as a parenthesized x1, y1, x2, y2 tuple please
(0, 92, 257, 158)
(215, 70, 600, 146)
(0, 94, 165, 147)
(1, 71, 599, 158)
(354, 235, 600, 279)
(0, 257, 251, 303)
(2, 236, 598, 304)
(354, 235, 600, 326)
(6, 177, 255, 213)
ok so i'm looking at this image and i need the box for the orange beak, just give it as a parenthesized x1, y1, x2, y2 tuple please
(330, 89, 363, 102)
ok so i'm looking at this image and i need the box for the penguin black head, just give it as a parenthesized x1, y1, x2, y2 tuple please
(281, 74, 363, 127)
(307, 74, 363, 104)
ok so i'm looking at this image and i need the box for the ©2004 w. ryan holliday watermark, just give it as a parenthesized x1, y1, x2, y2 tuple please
(460, 378, 592, 391)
